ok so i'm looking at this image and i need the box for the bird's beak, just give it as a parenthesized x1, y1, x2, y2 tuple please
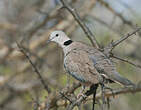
(46, 38, 51, 44)
(47, 36, 56, 44)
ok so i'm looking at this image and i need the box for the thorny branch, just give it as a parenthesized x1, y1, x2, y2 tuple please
(60, 0, 99, 48)
(107, 27, 141, 52)
(102, 27, 141, 70)
(102, 27, 141, 60)
(66, 83, 141, 110)
(46, 82, 81, 109)
(104, 27, 141, 57)
(96, 83, 141, 99)
(16, 42, 51, 94)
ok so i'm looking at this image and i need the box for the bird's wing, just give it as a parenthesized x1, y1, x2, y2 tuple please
(88, 48, 116, 77)
(86, 47, 134, 86)
(64, 49, 101, 85)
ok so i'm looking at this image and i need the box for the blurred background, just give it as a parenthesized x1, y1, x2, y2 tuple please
(0, 0, 141, 110)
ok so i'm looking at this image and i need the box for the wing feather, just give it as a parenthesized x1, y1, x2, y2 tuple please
(64, 49, 100, 85)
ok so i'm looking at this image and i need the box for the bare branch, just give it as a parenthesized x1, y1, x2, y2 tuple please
(112, 55, 141, 69)
(96, 83, 141, 99)
(66, 83, 141, 110)
(59, 92, 73, 103)
(16, 42, 51, 94)
(104, 27, 141, 56)
(110, 27, 141, 50)
(60, 0, 99, 48)
(46, 82, 81, 109)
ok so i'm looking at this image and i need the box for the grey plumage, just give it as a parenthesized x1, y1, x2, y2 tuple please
(48, 31, 134, 87)
(64, 46, 101, 86)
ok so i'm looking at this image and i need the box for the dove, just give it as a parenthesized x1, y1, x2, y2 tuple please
(48, 31, 134, 87)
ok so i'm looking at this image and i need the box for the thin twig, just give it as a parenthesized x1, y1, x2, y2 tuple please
(60, 0, 99, 48)
(66, 96, 87, 110)
(104, 27, 141, 55)
(46, 82, 81, 109)
(112, 55, 141, 69)
(59, 92, 73, 103)
(16, 42, 51, 94)
(111, 27, 141, 49)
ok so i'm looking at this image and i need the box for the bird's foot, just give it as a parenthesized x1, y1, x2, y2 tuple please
(100, 83, 106, 104)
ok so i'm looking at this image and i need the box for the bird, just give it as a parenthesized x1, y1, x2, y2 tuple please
(48, 31, 134, 88)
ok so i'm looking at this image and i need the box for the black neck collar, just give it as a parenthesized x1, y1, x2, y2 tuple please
(64, 40, 73, 46)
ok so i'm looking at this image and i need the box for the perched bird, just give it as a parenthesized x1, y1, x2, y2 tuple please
(48, 31, 134, 87)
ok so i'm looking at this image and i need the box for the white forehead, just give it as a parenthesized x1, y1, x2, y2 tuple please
(49, 30, 70, 47)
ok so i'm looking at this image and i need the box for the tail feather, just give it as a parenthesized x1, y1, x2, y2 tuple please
(111, 72, 135, 87)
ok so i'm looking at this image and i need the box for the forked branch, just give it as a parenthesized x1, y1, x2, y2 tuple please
(66, 83, 141, 110)
(105, 27, 141, 53)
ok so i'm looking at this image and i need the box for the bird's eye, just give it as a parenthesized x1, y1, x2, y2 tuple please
(56, 34, 59, 37)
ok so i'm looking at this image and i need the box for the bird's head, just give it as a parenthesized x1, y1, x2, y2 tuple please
(48, 31, 72, 47)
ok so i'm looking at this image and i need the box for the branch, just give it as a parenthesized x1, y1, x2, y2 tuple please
(60, 0, 99, 48)
(46, 82, 81, 109)
(112, 55, 141, 69)
(16, 42, 51, 94)
(111, 27, 141, 49)
(104, 27, 141, 55)
(59, 92, 73, 103)
(66, 83, 141, 110)
(96, 83, 141, 99)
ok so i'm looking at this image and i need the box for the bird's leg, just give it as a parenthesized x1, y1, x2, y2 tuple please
(83, 84, 98, 110)
(100, 83, 114, 110)
(77, 85, 86, 98)
(92, 84, 98, 110)
(85, 85, 94, 96)
(100, 83, 106, 110)
(85, 84, 98, 96)
(101, 83, 105, 102)
(107, 97, 111, 110)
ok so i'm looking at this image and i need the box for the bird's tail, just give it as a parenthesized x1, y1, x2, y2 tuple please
(111, 72, 135, 87)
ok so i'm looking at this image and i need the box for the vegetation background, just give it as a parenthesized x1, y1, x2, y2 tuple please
(0, 0, 141, 110)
